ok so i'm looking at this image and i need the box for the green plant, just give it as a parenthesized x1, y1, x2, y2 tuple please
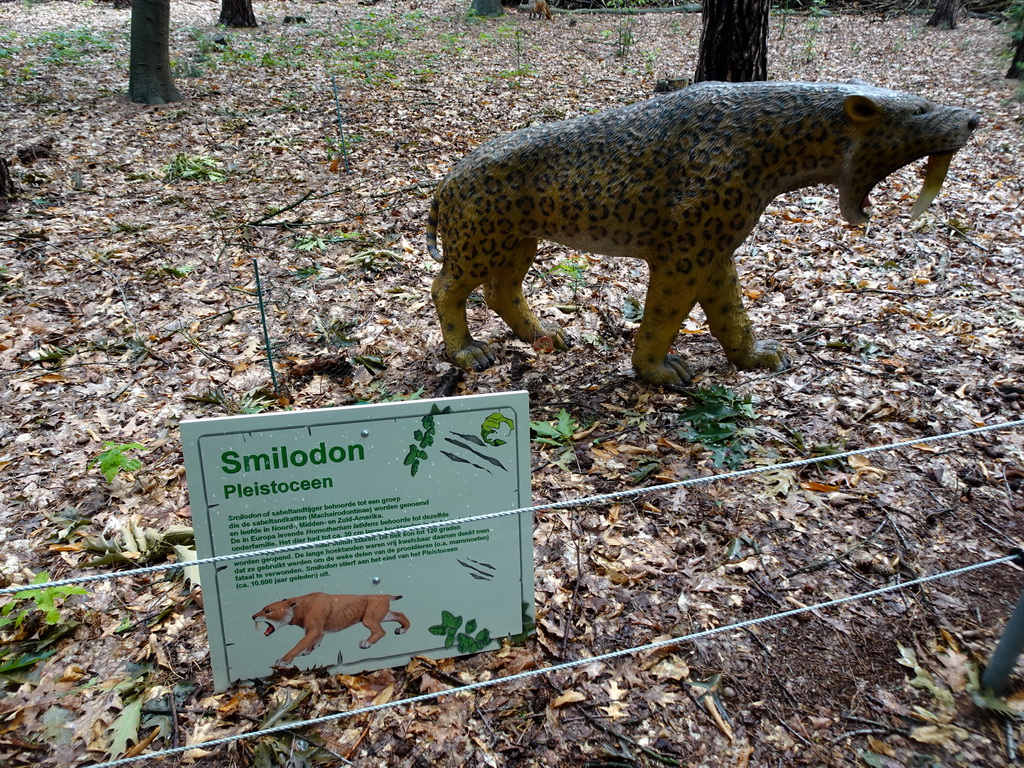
(327, 12, 410, 82)
(184, 387, 276, 415)
(803, 35, 816, 62)
(113, 221, 152, 234)
(438, 32, 465, 56)
(548, 253, 589, 311)
(547, 255, 588, 291)
(238, 388, 277, 413)
(0, 36, 19, 60)
(602, 0, 641, 57)
(1011, 0, 1024, 29)
(151, 263, 196, 278)
(356, 382, 424, 403)
(643, 49, 660, 75)
(295, 264, 321, 279)
(622, 295, 644, 323)
(677, 385, 757, 468)
(341, 12, 407, 46)
(825, 333, 884, 360)
(314, 317, 358, 347)
(333, 55, 398, 83)
(498, 65, 535, 80)
(189, 27, 224, 56)
(616, 19, 636, 58)
(324, 135, 345, 165)
(25, 344, 72, 367)
(163, 153, 226, 182)
(293, 233, 348, 252)
(428, 610, 492, 653)
(0, 572, 87, 632)
(172, 57, 205, 79)
(25, 28, 114, 65)
(531, 409, 578, 447)
(91, 442, 147, 482)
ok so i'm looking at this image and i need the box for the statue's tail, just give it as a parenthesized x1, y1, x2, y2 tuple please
(426, 196, 442, 262)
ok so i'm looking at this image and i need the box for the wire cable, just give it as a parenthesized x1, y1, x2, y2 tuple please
(84, 553, 1018, 768)
(5, 416, 1022, 597)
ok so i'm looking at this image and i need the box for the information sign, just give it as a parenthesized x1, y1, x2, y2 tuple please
(181, 392, 533, 691)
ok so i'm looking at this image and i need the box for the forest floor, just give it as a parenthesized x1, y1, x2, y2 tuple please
(2, 0, 1024, 766)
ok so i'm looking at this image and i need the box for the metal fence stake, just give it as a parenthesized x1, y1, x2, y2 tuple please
(331, 74, 351, 173)
(252, 258, 280, 395)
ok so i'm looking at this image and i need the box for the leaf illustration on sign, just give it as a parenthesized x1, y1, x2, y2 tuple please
(403, 403, 452, 476)
(481, 412, 515, 446)
(428, 610, 493, 653)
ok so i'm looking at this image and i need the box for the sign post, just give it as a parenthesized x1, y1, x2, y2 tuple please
(181, 392, 533, 691)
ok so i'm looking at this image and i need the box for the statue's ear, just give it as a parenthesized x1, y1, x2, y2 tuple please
(844, 94, 882, 124)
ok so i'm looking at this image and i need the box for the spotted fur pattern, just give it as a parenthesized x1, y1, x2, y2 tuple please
(427, 81, 978, 385)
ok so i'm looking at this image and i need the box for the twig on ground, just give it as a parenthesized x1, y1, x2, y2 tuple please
(786, 518, 888, 576)
(580, 709, 682, 767)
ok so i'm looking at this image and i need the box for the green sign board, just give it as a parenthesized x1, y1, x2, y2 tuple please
(181, 392, 534, 691)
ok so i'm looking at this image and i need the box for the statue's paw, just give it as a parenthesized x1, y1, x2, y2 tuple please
(748, 340, 788, 371)
(544, 324, 570, 351)
(637, 355, 694, 387)
(452, 341, 498, 372)
(534, 324, 570, 352)
(731, 340, 788, 371)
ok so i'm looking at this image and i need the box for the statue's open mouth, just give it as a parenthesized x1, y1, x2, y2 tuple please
(846, 150, 959, 225)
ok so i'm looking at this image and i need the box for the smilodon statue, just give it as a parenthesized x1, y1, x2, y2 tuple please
(426, 81, 979, 386)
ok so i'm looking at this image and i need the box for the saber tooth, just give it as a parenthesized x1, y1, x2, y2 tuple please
(910, 152, 954, 220)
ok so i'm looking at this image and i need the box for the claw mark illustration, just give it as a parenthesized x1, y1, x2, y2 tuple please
(440, 450, 491, 473)
(444, 437, 507, 471)
(452, 430, 485, 447)
(458, 558, 497, 581)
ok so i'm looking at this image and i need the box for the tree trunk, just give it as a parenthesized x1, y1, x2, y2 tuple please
(695, 0, 769, 83)
(1010, 31, 1024, 79)
(0, 157, 16, 213)
(219, 0, 258, 28)
(469, 0, 504, 17)
(129, 0, 181, 105)
(926, 0, 960, 29)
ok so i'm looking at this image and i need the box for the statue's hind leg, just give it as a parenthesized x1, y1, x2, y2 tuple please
(482, 238, 568, 350)
(700, 260, 787, 371)
(432, 260, 497, 371)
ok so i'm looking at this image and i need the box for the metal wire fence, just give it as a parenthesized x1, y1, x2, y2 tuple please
(3, 417, 1022, 767)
